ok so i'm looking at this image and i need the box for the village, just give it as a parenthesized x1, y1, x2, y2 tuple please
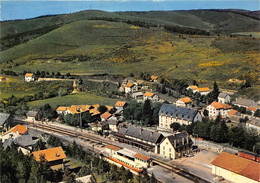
(0, 72, 259, 183)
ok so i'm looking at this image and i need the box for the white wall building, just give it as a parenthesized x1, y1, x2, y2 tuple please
(207, 101, 232, 119)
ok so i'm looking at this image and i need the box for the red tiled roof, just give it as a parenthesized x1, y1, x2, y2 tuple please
(4, 125, 28, 135)
(179, 97, 192, 103)
(211, 152, 260, 182)
(151, 76, 158, 80)
(197, 87, 210, 92)
(188, 85, 198, 90)
(115, 101, 127, 107)
(56, 106, 69, 111)
(228, 109, 238, 116)
(31, 147, 66, 162)
(105, 145, 121, 151)
(247, 106, 257, 112)
(144, 92, 155, 97)
(210, 101, 232, 110)
(134, 153, 150, 162)
(125, 83, 134, 88)
(25, 73, 34, 77)
(108, 157, 141, 172)
(101, 112, 112, 120)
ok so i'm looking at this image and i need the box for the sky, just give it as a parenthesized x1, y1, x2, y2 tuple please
(1, 0, 260, 21)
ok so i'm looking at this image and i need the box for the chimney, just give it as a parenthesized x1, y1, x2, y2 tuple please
(174, 139, 176, 147)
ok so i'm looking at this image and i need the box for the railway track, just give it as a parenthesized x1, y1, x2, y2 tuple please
(152, 158, 211, 183)
(18, 119, 211, 183)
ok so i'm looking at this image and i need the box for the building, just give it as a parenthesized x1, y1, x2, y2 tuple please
(31, 147, 66, 170)
(114, 125, 164, 153)
(124, 83, 138, 94)
(207, 102, 232, 119)
(227, 109, 241, 122)
(150, 76, 158, 82)
(195, 87, 211, 95)
(101, 112, 112, 121)
(246, 119, 260, 134)
(0, 113, 12, 133)
(211, 152, 259, 183)
(105, 145, 151, 172)
(160, 132, 193, 159)
(26, 111, 38, 122)
(103, 119, 118, 132)
(1, 124, 28, 142)
(218, 93, 230, 104)
(247, 106, 257, 115)
(115, 101, 127, 111)
(24, 73, 35, 82)
(143, 92, 159, 102)
(0, 76, 6, 81)
(176, 97, 192, 107)
(158, 104, 202, 130)
(131, 92, 143, 99)
(234, 97, 258, 108)
(56, 106, 69, 114)
(186, 85, 198, 92)
(3, 134, 38, 155)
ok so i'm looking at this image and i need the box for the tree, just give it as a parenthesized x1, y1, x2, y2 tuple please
(55, 72, 61, 78)
(170, 122, 181, 131)
(208, 81, 219, 101)
(33, 139, 46, 151)
(150, 173, 156, 183)
(129, 73, 134, 77)
(161, 85, 167, 94)
(142, 99, 153, 126)
(66, 73, 71, 77)
(254, 109, 260, 117)
(63, 168, 76, 183)
(98, 105, 108, 114)
(228, 126, 245, 147)
(203, 109, 209, 117)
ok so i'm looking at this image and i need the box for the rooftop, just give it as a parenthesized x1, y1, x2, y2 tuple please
(188, 85, 198, 90)
(26, 111, 38, 117)
(234, 97, 257, 107)
(56, 106, 69, 111)
(211, 152, 260, 182)
(0, 113, 10, 126)
(31, 146, 66, 162)
(144, 92, 155, 97)
(118, 148, 136, 158)
(115, 101, 127, 107)
(3, 124, 28, 136)
(197, 87, 210, 92)
(210, 101, 232, 110)
(134, 153, 150, 162)
(101, 112, 112, 120)
(159, 104, 200, 122)
(25, 73, 34, 77)
(106, 144, 122, 151)
(178, 97, 192, 103)
(125, 83, 134, 88)
(218, 93, 229, 98)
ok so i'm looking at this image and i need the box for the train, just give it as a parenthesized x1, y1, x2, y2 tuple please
(237, 150, 260, 162)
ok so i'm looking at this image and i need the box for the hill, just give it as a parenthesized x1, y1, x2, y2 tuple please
(0, 9, 259, 98)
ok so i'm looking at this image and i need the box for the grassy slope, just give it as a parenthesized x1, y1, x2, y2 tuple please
(1, 20, 259, 88)
(27, 93, 118, 109)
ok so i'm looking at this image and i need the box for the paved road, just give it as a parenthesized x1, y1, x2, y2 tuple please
(148, 166, 192, 183)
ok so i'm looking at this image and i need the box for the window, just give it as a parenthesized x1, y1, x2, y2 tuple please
(166, 142, 168, 145)
(163, 146, 165, 150)
(169, 148, 171, 152)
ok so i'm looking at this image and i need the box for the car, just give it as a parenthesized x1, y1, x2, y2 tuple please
(185, 153, 194, 157)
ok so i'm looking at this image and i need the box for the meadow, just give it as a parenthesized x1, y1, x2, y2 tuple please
(27, 92, 119, 109)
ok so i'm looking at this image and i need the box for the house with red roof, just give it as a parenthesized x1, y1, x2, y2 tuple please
(1, 124, 28, 142)
(31, 147, 66, 170)
(206, 101, 232, 119)
(176, 97, 192, 107)
(24, 73, 35, 82)
(211, 152, 259, 183)
(124, 83, 138, 94)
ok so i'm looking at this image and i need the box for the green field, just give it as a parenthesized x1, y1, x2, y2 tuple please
(1, 9, 260, 100)
(27, 93, 119, 109)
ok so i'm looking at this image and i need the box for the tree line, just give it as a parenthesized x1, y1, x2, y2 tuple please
(171, 116, 260, 153)
(89, 17, 210, 35)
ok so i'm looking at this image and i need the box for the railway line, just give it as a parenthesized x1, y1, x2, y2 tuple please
(18, 119, 211, 183)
